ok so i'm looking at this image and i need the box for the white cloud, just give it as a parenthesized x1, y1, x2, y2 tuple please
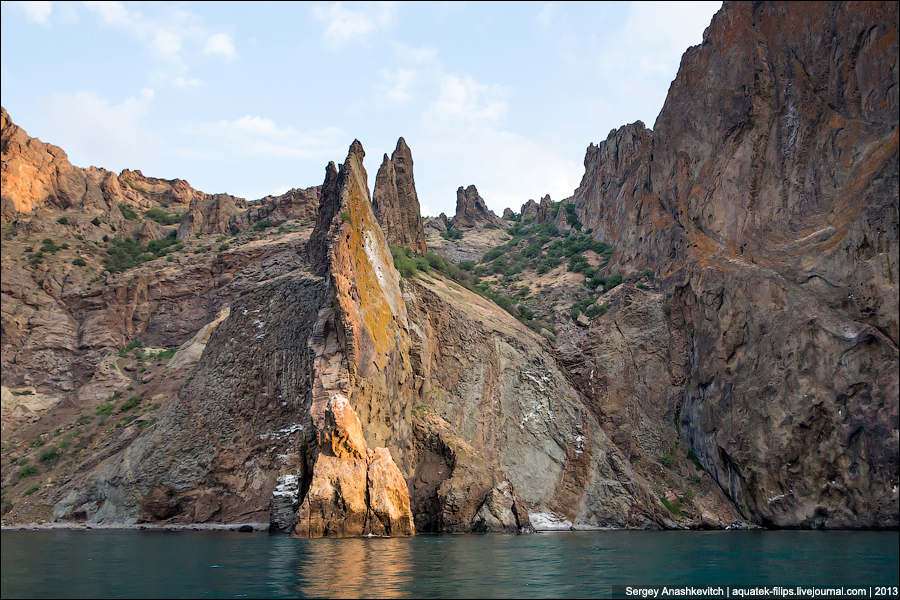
(8, 1, 52, 24)
(184, 115, 348, 161)
(172, 77, 202, 89)
(41, 88, 163, 171)
(377, 68, 416, 105)
(78, 2, 236, 80)
(390, 41, 438, 64)
(151, 28, 183, 60)
(203, 33, 236, 59)
(426, 74, 507, 126)
(312, 1, 398, 49)
(82, 0, 130, 26)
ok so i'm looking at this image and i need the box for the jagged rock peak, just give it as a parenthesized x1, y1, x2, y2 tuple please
(300, 138, 415, 537)
(372, 137, 427, 255)
(452, 184, 503, 229)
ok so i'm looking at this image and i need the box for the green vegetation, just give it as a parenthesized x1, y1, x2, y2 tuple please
(95, 402, 117, 416)
(17, 464, 39, 481)
(660, 454, 675, 469)
(440, 227, 463, 240)
(56, 216, 69, 225)
(120, 395, 141, 412)
(24, 484, 40, 496)
(660, 496, 685, 517)
(72, 257, 87, 267)
(687, 450, 703, 471)
(39, 446, 60, 464)
(91, 217, 102, 226)
(103, 231, 181, 272)
(604, 273, 623, 292)
(643, 268, 653, 278)
(144, 208, 182, 225)
(119, 204, 139, 221)
(563, 203, 582, 230)
(339, 212, 351, 224)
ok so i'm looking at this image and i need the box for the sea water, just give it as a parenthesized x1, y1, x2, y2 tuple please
(1, 530, 897, 598)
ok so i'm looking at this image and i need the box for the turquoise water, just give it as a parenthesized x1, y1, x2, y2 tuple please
(1, 530, 897, 598)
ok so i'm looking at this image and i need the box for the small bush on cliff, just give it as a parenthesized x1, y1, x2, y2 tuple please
(604, 273, 623, 292)
(72, 257, 87, 267)
(145, 208, 181, 226)
(119, 205, 138, 221)
(441, 227, 463, 240)
(17, 465, 39, 481)
(57, 216, 69, 225)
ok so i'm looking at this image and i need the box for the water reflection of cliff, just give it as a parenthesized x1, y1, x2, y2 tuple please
(269, 537, 413, 598)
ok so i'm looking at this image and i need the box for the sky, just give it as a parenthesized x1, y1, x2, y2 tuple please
(1, 1, 721, 218)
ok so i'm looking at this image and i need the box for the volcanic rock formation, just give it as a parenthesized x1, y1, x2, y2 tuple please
(571, 0, 899, 528)
(452, 185, 504, 229)
(372, 137, 427, 255)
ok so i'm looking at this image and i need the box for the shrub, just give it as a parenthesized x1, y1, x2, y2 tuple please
(519, 305, 534, 320)
(96, 402, 117, 416)
(17, 464, 39, 481)
(441, 228, 463, 240)
(39, 446, 60, 463)
(144, 208, 181, 225)
(643, 268, 653, 278)
(660, 496, 684, 517)
(604, 273, 623, 292)
(218, 244, 230, 252)
(254, 219, 273, 231)
(687, 450, 703, 471)
(567, 253, 589, 273)
(340, 212, 351, 224)
(92, 217, 102, 226)
(57, 216, 69, 225)
(25, 484, 40, 496)
(119, 204, 138, 221)
(120, 395, 141, 411)
(585, 303, 608, 318)
(564, 204, 582, 230)
(72, 257, 87, 267)
(660, 454, 675, 469)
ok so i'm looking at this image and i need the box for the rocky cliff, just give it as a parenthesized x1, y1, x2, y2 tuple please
(571, 0, 898, 528)
(372, 138, 427, 255)
(452, 185, 504, 229)
(2, 0, 896, 532)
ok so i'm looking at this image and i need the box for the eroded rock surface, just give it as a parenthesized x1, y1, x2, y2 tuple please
(452, 185, 504, 229)
(372, 137, 427, 255)
(569, 0, 899, 528)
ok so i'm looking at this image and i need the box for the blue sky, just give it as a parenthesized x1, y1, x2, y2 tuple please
(1, 1, 721, 217)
